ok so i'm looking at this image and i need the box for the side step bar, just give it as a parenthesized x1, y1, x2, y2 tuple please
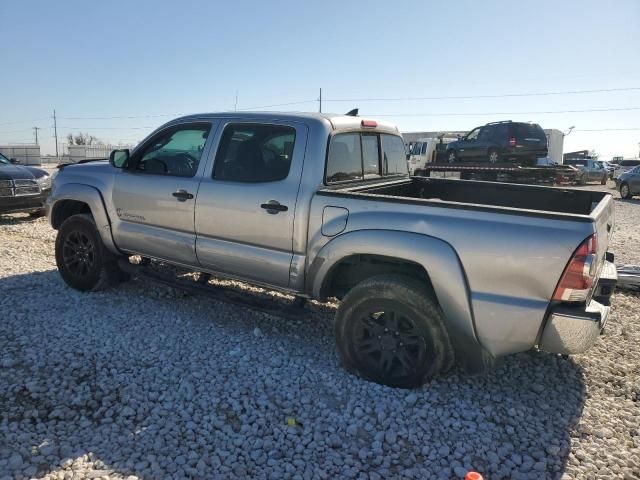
(117, 259, 316, 320)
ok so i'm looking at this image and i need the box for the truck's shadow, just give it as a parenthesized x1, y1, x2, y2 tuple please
(0, 212, 43, 225)
(1, 269, 587, 480)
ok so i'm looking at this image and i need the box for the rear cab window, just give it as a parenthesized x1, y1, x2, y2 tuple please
(326, 132, 407, 184)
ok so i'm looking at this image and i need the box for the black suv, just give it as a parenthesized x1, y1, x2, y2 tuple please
(445, 121, 548, 165)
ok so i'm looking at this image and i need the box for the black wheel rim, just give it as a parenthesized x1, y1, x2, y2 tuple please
(62, 230, 96, 277)
(352, 308, 427, 383)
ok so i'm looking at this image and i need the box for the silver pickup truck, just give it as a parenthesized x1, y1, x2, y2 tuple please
(47, 112, 617, 388)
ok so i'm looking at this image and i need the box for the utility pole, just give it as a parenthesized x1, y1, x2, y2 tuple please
(234, 90, 238, 111)
(33, 127, 41, 145)
(53, 109, 58, 157)
(319, 88, 322, 113)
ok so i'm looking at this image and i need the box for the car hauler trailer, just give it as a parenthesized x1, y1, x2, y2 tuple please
(414, 162, 579, 185)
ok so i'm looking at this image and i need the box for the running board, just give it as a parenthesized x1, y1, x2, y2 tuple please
(117, 259, 314, 320)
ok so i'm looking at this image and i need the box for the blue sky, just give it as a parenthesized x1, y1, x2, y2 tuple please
(1, 0, 639, 158)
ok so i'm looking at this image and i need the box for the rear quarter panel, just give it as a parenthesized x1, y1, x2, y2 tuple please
(307, 191, 596, 356)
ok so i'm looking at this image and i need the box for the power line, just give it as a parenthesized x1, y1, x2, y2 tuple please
(369, 106, 640, 117)
(58, 100, 317, 119)
(59, 113, 184, 120)
(324, 86, 640, 102)
(237, 100, 316, 111)
(0, 117, 49, 126)
(573, 128, 640, 132)
(58, 126, 155, 130)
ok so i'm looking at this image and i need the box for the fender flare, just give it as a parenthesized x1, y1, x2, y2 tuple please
(307, 229, 494, 372)
(49, 183, 120, 255)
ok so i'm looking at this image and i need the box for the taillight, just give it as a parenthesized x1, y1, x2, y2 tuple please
(552, 234, 598, 302)
(509, 137, 516, 147)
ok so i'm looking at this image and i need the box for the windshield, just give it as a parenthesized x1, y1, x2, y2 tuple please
(0, 153, 10, 165)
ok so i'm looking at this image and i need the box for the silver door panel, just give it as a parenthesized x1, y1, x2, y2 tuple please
(196, 235, 292, 285)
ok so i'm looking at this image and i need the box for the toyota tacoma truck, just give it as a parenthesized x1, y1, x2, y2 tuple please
(47, 112, 617, 388)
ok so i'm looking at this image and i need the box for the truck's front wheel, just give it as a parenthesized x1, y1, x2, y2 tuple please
(55, 214, 127, 292)
(335, 275, 453, 389)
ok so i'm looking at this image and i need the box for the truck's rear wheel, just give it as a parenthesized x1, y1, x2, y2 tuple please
(55, 214, 127, 292)
(335, 274, 453, 389)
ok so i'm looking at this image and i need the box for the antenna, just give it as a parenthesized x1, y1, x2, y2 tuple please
(345, 108, 359, 117)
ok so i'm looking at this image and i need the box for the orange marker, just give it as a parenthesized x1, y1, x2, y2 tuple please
(465, 473, 483, 480)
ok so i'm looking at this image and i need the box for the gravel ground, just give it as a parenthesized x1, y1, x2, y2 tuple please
(0, 182, 639, 480)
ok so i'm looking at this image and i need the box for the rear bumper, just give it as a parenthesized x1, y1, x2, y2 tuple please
(505, 147, 548, 158)
(0, 189, 50, 214)
(539, 260, 617, 355)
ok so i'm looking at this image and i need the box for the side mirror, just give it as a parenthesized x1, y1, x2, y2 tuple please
(9, 158, 19, 164)
(109, 149, 130, 169)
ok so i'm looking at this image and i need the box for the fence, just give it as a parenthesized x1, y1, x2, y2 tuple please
(0, 145, 41, 165)
(67, 144, 133, 163)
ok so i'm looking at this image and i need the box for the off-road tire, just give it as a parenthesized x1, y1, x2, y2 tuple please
(601, 174, 607, 185)
(55, 214, 127, 292)
(335, 274, 453, 389)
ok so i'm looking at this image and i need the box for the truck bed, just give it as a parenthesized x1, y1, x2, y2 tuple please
(328, 177, 609, 217)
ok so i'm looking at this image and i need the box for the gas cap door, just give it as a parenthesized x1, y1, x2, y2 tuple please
(322, 206, 349, 237)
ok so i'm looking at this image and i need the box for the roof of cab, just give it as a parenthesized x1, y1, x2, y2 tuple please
(169, 111, 400, 134)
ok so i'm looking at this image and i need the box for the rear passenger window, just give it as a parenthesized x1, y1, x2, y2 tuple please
(381, 135, 408, 176)
(478, 128, 491, 141)
(326, 133, 363, 183)
(213, 124, 295, 182)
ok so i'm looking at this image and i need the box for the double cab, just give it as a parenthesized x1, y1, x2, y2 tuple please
(47, 112, 616, 388)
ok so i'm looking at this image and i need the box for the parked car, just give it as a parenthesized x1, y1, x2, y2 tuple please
(47, 112, 616, 388)
(615, 165, 640, 199)
(0, 152, 52, 216)
(445, 120, 548, 165)
(597, 160, 616, 179)
(613, 159, 640, 180)
(564, 158, 608, 185)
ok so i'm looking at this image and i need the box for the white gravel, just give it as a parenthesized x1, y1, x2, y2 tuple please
(1, 183, 639, 480)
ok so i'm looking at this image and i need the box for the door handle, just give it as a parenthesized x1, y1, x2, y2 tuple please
(172, 189, 194, 201)
(260, 200, 288, 214)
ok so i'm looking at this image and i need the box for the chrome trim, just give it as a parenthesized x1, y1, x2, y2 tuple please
(539, 299, 608, 354)
(0, 179, 41, 197)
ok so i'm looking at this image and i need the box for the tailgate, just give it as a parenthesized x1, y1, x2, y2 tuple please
(591, 193, 615, 274)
